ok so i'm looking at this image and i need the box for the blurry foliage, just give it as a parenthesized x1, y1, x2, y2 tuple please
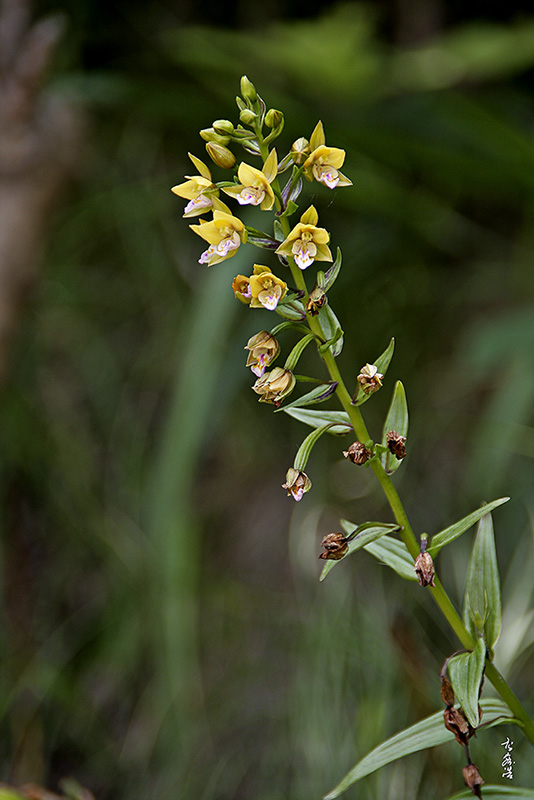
(1, 1, 534, 799)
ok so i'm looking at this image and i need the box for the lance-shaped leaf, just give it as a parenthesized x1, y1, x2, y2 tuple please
(463, 512, 502, 651)
(323, 699, 515, 800)
(283, 407, 352, 434)
(293, 423, 339, 472)
(447, 638, 486, 728)
(380, 380, 408, 475)
(363, 535, 418, 582)
(318, 304, 344, 357)
(446, 787, 534, 800)
(320, 521, 401, 581)
(275, 300, 306, 321)
(428, 497, 510, 557)
(351, 338, 395, 406)
(322, 248, 342, 292)
(276, 381, 338, 412)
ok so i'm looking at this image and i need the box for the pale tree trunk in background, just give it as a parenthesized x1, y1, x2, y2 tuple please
(0, 0, 84, 383)
(0, 0, 84, 785)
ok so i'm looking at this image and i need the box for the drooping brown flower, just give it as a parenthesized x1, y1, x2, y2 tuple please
(414, 551, 435, 587)
(282, 468, 312, 502)
(343, 441, 371, 465)
(462, 763, 484, 798)
(319, 533, 348, 561)
(386, 430, 407, 460)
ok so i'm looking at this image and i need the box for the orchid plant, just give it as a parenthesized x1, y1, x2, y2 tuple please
(172, 76, 534, 800)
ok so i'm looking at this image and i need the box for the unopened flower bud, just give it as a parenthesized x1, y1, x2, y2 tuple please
(357, 363, 383, 395)
(200, 127, 231, 145)
(386, 430, 407, 460)
(462, 764, 484, 797)
(440, 675, 455, 707)
(212, 119, 235, 136)
(306, 286, 327, 316)
(282, 468, 312, 502)
(240, 75, 258, 102)
(265, 108, 284, 128)
(245, 330, 280, 376)
(443, 706, 474, 746)
(319, 532, 348, 561)
(239, 108, 258, 126)
(206, 142, 236, 169)
(291, 137, 310, 165)
(252, 367, 295, 407)
(343, 441, 371, 465)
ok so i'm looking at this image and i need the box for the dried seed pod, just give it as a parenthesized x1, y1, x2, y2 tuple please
(440, 675, 455, 707)
(462, 763, 484, 797)
(319, 533, 348, 561)
(414, 551, 435, 587)
(343, 441, 371, 465)
(386, 430, 407, 460)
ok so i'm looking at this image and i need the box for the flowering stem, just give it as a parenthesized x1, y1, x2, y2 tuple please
(254, 122, 534, 744)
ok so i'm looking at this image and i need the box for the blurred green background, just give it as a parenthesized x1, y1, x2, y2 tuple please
(2, 0, 534, 798)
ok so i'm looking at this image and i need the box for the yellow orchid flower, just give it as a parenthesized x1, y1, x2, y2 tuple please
(303, 122, 352, 189)
(275, 206, 332, 270)
(252, 367, 296, 406)
(190, 210, 247, 267)
(249, 265, 288, 310)
(222, 149, 278, 211)
(171, 153, 219, 217)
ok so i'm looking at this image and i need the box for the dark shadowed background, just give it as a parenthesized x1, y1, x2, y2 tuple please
(1, 0, 534, 798)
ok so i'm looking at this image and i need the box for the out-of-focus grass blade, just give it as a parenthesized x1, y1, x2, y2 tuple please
(446, 787, 534, 800)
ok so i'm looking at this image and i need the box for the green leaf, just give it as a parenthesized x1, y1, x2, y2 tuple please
(322, 248, 342, 291)
(276, 381, 338, 412)
(294, 423, 339, 472)
(363, 535, 418, 582)
(446, 787, 534, 800)
(428, 497, 510, 556)
(319, 521, 401, 581)
(323, 699, 515, 800)
(283, 407, 352, 434)
(463, 512, 502, 651)
(283, 333, 316, 372)
(447, 638, 486, 728)
(352, 338, 395, 406)
(318, 304, 344, 357)
(380, 380, 408, 475)
(275, 299, 306, 321)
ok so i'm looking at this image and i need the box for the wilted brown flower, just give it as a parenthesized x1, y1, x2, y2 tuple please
(282, 468, 312, 502)
(319, 533, 348, 561)
(343, 441, 371, 465)
(440, 675, 455, 707)
(386, 430, 407, 460)
(462, 763, 484, 797)
(414, 551, 435, 587)
(356, 363, 383, 395)
(306, 286, 327, 316)
(443, 706, 474, 746)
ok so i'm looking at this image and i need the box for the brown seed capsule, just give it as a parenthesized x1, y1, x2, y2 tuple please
(443, 706, 474, 746)
(462, 763, 484, 797)
(343, 441, 371, 465)
(386, 430, 407, 460)
(319, 533, 349, 561)
(414, 551, 435, 587)
(440, 675, 455, 707)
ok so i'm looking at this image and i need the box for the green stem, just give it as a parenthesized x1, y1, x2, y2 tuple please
(254, 124, 534, 743)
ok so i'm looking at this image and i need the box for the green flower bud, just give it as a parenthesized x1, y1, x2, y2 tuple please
(205, 142, 236, 169)
(265, 108, 284, 128)
(212, 119, 235, 136)
(199, 128, 231, 145)
(240, 75, 257, 103)
(239, 108, 257, 127)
